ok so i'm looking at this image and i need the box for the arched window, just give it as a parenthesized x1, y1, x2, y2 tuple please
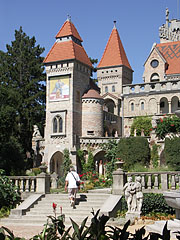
(112, 85, 115, 92)
(131, 102, 134, 111)
(141, 102, 144, 110)
(53, 116, 63, 133)
(105, 86, 108, 93)
(150, 73, 160, 82)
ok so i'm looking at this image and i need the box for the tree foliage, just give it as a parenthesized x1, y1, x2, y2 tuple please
(164, 137, 180, 170)
(116, 137, 150, 170)
(62, 149, 72, 176)
(130, 116, 152, 136)
(0, 27, 45, 174)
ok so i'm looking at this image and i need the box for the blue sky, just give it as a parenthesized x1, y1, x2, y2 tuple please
(0, 0, 179, 83)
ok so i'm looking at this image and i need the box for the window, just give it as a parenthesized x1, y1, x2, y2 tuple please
(150, 73, 160, 82)
(151, 59, 159, 68)
(112, 85, 115, 92)
(131, 102, 134, 111)
(53, 116, 63, 133)
(141, 102, 144, 110)
(160, 102, 165, 108)
(105, 86, 108, 93)
(87, 131, 94, 135)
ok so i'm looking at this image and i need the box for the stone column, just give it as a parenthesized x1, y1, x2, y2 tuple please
(112, 161, 125, 195)
(157, 102, 160, 114)
(168, 101, 172, 114)
(36, 172, 50, 194)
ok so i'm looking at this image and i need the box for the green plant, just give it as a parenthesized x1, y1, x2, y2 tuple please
(101, 140, 118, 179)
(77, 149, 86, 173)
(0, 169, 21, 209)
(130, 116, 152, 136)
(164, 137, 180, 170)
(0, 206, 10, 218)
(155, 115, 180, 139)
(62, 149, 72, 176)
(116, 137, 150, 170)
(150, 144, 159, 168)
(84, 150, 95, 173)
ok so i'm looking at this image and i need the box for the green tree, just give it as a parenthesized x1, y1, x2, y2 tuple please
(0, 27, 45, 174)
(84, 150, 95, 173)
(164, 137, 180, 170)
(151, 144, 159, 168)
(116, 137, 150, 170)
(130, 116, 152, 136)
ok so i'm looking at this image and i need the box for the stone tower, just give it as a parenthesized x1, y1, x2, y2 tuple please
(97, 21, 133, 99)
(43, 17, 92, 175)
(82, 89, 104, 137)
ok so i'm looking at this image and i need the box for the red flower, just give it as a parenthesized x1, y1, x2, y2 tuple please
(102, 180, 105, 183)
(149, 128, 152, 131)
(160, 119, 163, 123)
(171, 124, 175, 127)
(53, 202, 57, 210)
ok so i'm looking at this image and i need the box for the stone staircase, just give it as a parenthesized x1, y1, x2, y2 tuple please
(0, 192, 110, 227)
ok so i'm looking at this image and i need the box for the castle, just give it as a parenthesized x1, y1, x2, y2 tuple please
(32, 9, 180, 176)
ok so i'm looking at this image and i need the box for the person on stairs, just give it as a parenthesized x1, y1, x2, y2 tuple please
(65, 165, 80, 209)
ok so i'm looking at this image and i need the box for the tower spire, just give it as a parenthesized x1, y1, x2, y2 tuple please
(113, 20, 117, 29)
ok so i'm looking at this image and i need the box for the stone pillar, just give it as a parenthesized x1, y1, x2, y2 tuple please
(112, 161, 125, 195)
(168, 101, 172, 114)
(36, 172, 50, 194)
(157, 102, 160, 114)
(161, 173, 168, 191)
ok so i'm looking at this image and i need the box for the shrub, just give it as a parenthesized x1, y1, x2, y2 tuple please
(130, 116, 152, 136)
(155, 115, 180, 139)
(151, 144, 159, 168)
(62, 149, 72, 176)
(0, 169, 21, 209)
(102, 140, 118, 179)
(164, 137, 180, 170)
(116, 137, 150, 170)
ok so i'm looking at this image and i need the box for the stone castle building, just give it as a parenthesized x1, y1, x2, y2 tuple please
(32, 9, 180, 175)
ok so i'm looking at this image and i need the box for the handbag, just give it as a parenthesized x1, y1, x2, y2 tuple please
(71, 172, 80, 186)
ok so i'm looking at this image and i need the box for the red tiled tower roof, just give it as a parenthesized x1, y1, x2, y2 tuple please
(55, 20, 83, 42)
(44, 19, 92, 68)
(156, 41, 180, 75)
(98, 24, 132, 70)
(82, 89, 103, 99)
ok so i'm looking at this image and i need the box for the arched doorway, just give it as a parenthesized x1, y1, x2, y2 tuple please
(50, 151, 63, 177)
(94, 150, 106, 175)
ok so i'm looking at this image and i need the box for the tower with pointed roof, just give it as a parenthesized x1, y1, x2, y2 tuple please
(97, 21, 133, 98)
(43, 17, 92, 174)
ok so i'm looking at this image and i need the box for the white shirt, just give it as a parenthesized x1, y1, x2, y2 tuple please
(65, 171, 80, 188)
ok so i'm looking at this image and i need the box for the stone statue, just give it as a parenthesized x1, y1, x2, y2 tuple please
(123, 176, 143, 214)
(123, 177, 136, 212)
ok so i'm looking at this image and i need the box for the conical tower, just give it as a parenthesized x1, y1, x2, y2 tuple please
(43, 17, 92, 173)
(97, 21, 133, 97)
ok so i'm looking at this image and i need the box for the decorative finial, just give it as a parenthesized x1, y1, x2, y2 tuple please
(166, 8, 169, 26)
(67, 14, 71, 22)
(113, 20, 117, 29)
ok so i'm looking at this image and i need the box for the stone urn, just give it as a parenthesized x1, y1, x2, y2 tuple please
(163, 190, 180, 219)
(39, 165, 47, 173)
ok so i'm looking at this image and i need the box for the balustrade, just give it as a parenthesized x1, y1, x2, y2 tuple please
(125, 171, 180, 193)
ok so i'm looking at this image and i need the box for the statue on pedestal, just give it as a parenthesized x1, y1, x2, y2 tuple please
(123, 176, 143, 214)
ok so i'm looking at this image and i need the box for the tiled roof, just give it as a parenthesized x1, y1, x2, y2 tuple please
(156, 41, 180, 75)
(82, 89, 103, 99)
(56, 20, 82, 42)
(98, 28, 132, 70)
(44, 40, 92, 67)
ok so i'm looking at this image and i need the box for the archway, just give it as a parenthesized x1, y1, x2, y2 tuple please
(50, 151, 63, 177)
(104, 99, 116, 114)
(160, 97, 169, 114)
(94, 150, 106, 175)
(171, 96, 180, 113)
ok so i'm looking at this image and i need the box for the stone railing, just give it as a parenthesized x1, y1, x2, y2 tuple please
(122, 80, 180, 95)
(112, 163, 180, 195)
(10, 176, 37, 193)
(125, 171, 180, 193)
